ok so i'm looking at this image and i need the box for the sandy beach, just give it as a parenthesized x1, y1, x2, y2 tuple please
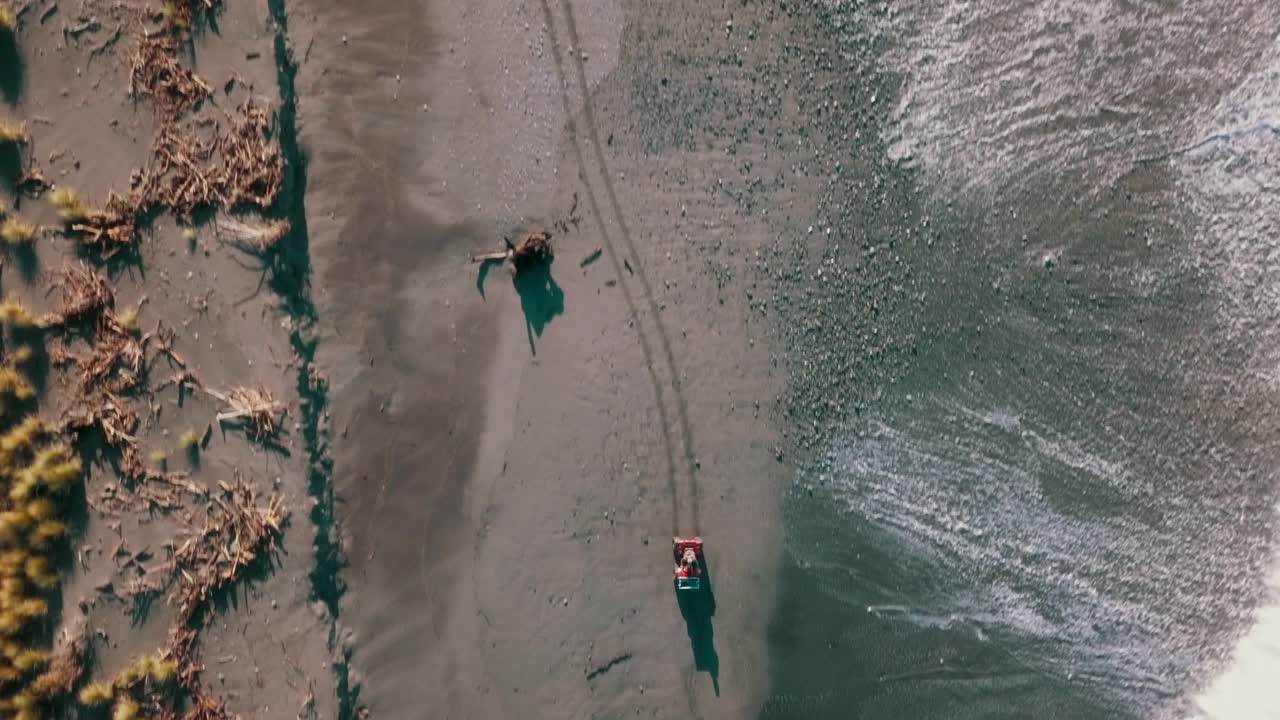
(0, 0, 861, 717)
(293, 0, 794, 717)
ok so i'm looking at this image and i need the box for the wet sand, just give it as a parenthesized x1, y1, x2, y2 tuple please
(293, 0, 793, 717)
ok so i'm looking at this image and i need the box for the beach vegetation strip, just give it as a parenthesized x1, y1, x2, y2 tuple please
(0, 0, 334, 717)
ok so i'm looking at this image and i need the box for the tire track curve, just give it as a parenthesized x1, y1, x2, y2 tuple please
(538, 0, 701, 535)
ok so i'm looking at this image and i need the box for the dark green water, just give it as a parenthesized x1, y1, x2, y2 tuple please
(759, 1, 1280, 718)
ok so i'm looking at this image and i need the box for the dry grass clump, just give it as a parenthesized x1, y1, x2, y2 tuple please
(160, 0, 220, 32)
(159, 478, 283, 719)
(159, 0, 192, 29)
(57, 325, 144, 476)
(55, 41, 281, 256)
(61, 391, 140, 477)
(114, 306, 140, 334)
(215, 217, 289, 254)
(0, 402, 84, 705)
(112, 696, 138, 720)
(48, 187, 93, 223)
(178, 428, 200, 449)
(49, 189, 141, 259)
(49, 262, 113, 328)
(205, 385, 283, 442)
(128, 34, 212, 120)
(0, 121, 25, 145)
(218, 102, 283, 209)
(168, 478, 285, 616)
(70, 331, 143, 395)
(0, 343, 37, 418)
(0, 297, 35, 328)
(0, 217, 35, 244)
(41, 263, 155, 483)
(73, 652, 177, 720)
(78, 680, 112, 705)
(62, 192, 142, 259)
(136, 101, 283, 221)
(0, 5, 16, 33)
(114, 651, 177, 689)
(137, 122, 220, 217)
(29, 626, 88, 697)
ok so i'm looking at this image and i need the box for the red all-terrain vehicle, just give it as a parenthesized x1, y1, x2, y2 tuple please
(673, 536, 704, 591)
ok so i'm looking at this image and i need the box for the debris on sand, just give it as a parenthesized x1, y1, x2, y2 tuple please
(217, 102, 284, 210)
(215, 216, 290, 254)
(165, 477, 286, 719)
(205, 385, 284, 441)
(169, 478, 285, 619)
(52, 99, 284, 255)
(0, 3, 306, 716)
(61, 390, 141, 470)
(29, 623, 89, 698)
(128, 33, 212, 120)
(38, 476, 281, 720)
(137, 121, 221, 217)
(160, 0, 223, 33)
(470, 230, 554, 272)
(136, 101, 283, 219)
(585, 652, 633, 681)
(62, 192, 144, 259)
(46, 262, 114, 327)
(14, 167, 51, 196)
(42, 263, 162, 484)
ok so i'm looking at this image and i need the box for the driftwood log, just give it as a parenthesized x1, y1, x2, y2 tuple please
(470, 230, 553, 272)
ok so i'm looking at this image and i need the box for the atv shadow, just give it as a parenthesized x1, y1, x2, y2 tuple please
(675, 552, 720, 696)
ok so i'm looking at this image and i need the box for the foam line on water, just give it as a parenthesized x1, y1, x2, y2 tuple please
(820, 397, 1173, 692)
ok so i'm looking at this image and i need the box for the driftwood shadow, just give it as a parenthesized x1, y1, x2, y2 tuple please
(0, 141, 20, 189)
(0, 33, 22, 104)
(675, 551, 720, 696)
(10, 240, 38, 282)
(475, 257, 503, 300)
(512, 258, 564, 355)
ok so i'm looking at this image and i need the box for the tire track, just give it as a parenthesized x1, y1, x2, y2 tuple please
(538, 0, 701, 535)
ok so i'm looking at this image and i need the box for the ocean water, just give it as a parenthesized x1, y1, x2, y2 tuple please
(762, 2, 1280, 718)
